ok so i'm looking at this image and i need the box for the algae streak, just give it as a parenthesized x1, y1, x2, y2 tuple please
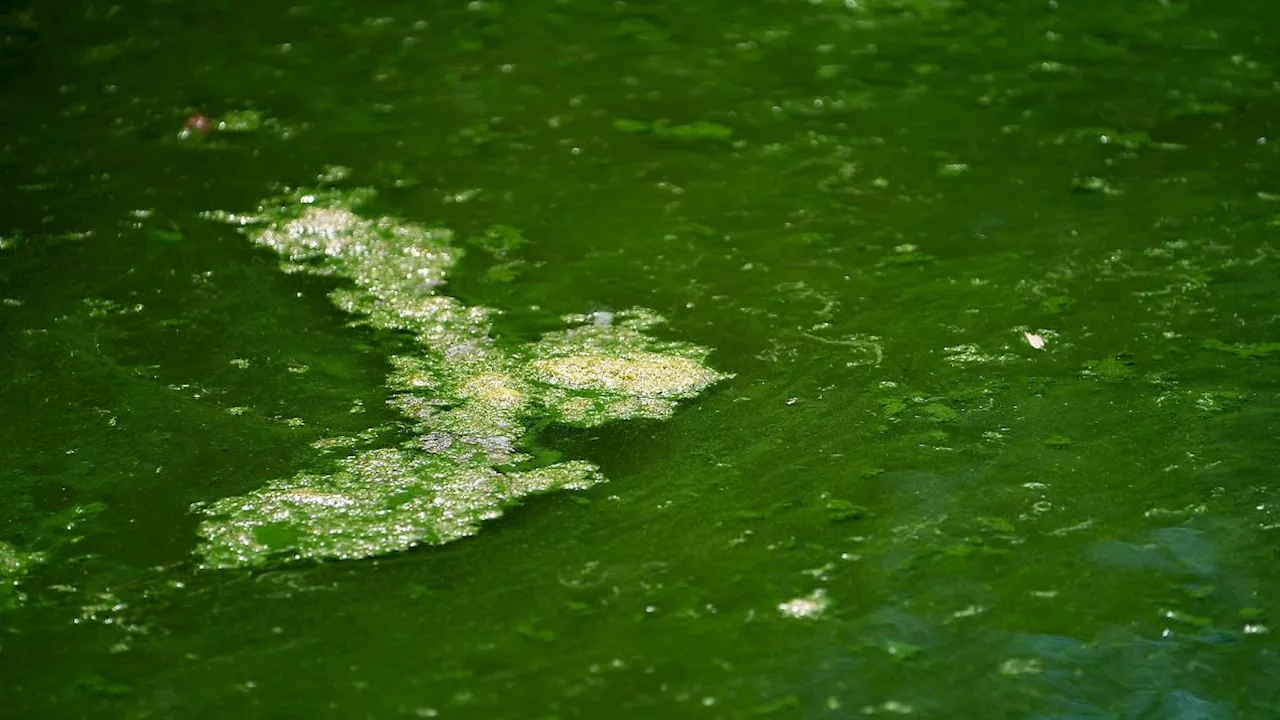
(196, 189, 728, 569)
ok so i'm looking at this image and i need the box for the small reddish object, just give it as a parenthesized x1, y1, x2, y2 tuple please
(185, 113, 211, 135)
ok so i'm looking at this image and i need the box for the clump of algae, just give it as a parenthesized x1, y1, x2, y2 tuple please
(532, 353, 718, 397)
(196, 189, 729, 568)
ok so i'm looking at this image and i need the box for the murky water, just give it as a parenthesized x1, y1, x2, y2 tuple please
(2, 1, 1278, 717)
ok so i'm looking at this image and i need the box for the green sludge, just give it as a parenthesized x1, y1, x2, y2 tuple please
(195, 189, 728, 569)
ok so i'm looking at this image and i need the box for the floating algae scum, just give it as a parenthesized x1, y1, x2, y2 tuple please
(196, 187, 729, 568)
(0, 542, 44, 611)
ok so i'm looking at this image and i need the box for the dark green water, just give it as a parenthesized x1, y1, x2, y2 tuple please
(3, 0, 1279, 717)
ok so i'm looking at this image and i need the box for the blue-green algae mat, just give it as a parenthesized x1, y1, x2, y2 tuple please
(2, 0, 1279, 717)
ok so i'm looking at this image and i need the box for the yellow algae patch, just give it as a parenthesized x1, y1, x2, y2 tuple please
(547, 393, 676, 425)
(458, 372, 527, 409)
(530, 353, 722, 397)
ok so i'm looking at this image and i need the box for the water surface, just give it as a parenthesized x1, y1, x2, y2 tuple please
(2, 0, 1278, 717)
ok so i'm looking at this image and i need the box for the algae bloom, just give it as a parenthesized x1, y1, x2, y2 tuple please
(196, 188, 729, 568)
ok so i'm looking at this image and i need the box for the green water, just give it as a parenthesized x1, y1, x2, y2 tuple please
(2, 0, 1279, 717)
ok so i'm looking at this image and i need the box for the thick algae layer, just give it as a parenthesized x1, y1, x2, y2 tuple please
(196, 189, 728, 568)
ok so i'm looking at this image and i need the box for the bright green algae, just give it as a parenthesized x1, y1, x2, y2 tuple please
(196, 190, 728, 568)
